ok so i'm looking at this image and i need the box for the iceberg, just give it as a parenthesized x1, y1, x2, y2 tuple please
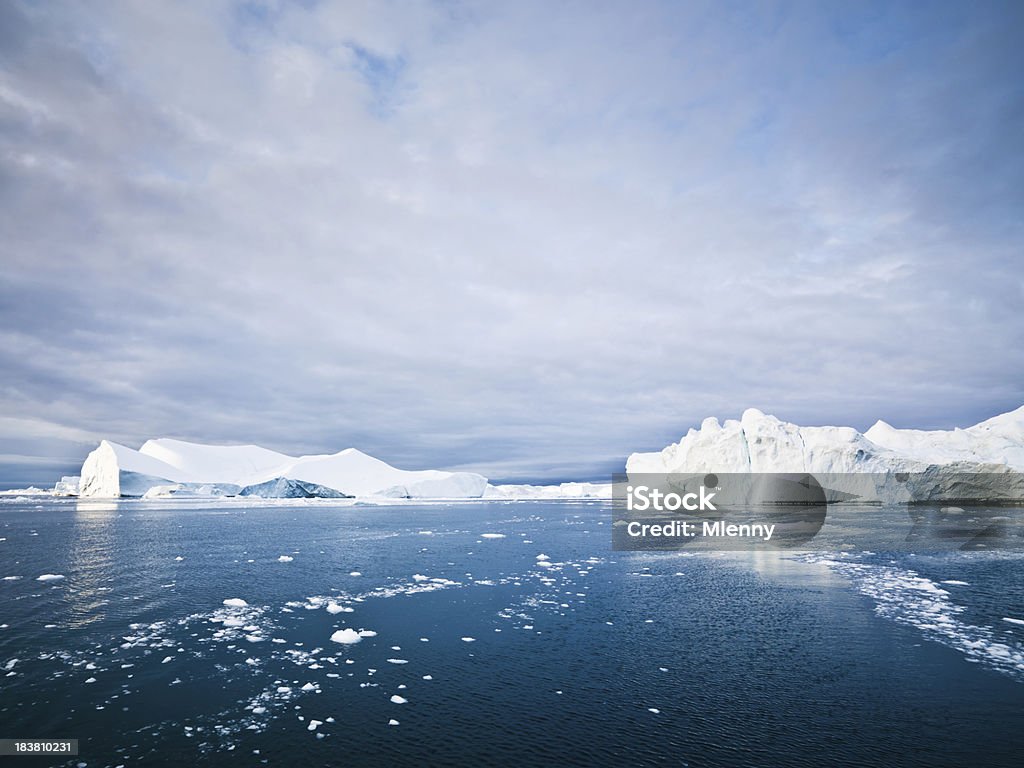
(52, 476, 80, 496)
(483, 482, 612, 500)
(77, 438, 487, 499)
(627, 407, 1024, 502)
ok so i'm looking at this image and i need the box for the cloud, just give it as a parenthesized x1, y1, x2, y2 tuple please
(1, 0, 1022, 484)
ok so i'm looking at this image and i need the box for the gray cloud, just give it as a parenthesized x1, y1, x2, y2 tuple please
(1, 0, 1022, 485)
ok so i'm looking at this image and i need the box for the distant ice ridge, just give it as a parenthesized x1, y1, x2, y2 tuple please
(627, 407, 1024, 501)
(483, 482, 612, 500)
(77, 438, 488, 499)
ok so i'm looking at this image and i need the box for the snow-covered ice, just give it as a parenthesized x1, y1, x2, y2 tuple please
(329, 629, 362, 645)
(77, 438, 488, 499)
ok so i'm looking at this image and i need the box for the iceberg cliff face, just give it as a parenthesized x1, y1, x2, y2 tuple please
(78, 439, 488, 499)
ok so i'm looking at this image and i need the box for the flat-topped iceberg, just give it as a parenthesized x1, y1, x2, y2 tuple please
(78, 438, 488, 499)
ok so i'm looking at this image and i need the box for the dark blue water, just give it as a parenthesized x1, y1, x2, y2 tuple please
(1, 498, 1023, 767)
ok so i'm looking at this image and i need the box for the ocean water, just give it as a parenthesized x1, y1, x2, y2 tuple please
(1, 498, 1023, 767)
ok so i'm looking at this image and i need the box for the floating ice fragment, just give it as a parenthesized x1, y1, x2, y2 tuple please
(648, 708, 660, 714)
(388, 719, 400, 726)
(301, 683, 317, 691)
(307, 720, 322, 731)
(461, 637, 475, 643)
(412, 574, 429, 582)
(161, 656, 173, 664)
(36, 574, 65, 582)
(1003, 617, 1024, 626)
(223, 598, 248, 608)
(390, 695, 407, 704)
(278, 555, 294, 563)
(481, 533, 506, 539)
(330, 629, 362, 645)
(349, 571, 362, 577)
(358, 630, 377, 638)
(387, 659, 408, 665)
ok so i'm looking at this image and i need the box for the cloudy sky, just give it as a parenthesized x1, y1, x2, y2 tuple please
(1, 0, 1022, 486)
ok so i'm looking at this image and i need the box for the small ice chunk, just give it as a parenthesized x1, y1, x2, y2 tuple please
(326, 603, 351, 615)
(278, 555, 294, 563)
(307, 719, 322, 731)
(36, 574, 65, 582)
(349, 571, 362, 577)
(174, 556, 184, 561)
(390, 695, 407, 704)
(412, 574, 429, 582)
(1003, 617, 1024, 626)
(161, 656, 173, 664)
(386, 659, 408, 664)
(301, 682, 317, 691)
(481, 533, 505, 539)
(461, 637, 475, 643)
(422, 675, 432, 680)
(223, 598, 248, 608)
(85, 677, 97, 683)
(277, 686, 292, 693)
(388, 719, 400, 726)
(330, 629, 362, 645)
(536, 554, 550, 561)
(648, 707, 660, 714)
(357, 630, 377, 638)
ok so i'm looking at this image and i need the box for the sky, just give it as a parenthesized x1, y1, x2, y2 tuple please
(1, 0, 1022, 486)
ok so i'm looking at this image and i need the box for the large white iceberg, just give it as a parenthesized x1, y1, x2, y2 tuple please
(626, 407, 1024, 502)
(627, 407, 1024, 475)
(78, 438, 488, 499)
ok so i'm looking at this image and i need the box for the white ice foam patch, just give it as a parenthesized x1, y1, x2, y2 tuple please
(798, 554, 1024, 679)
